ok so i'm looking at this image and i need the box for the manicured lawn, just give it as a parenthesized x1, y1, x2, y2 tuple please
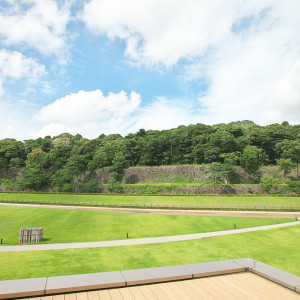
(0, 206, 292, 245)
(0, 225, 299, 280)
(0, 192, 300, 208)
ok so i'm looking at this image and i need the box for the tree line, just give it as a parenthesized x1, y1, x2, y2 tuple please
(0, 120, 299, 192)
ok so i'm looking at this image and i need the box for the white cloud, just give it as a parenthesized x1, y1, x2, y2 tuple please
(132, 97, 200, 132)
(0, 98, 36, 140)
(81, 0, 300, 125)
(34, 89, 201, 138)
(197, 1, 300, 125)
(0, 49, 45, 81)
(0, 79, 4, 96)
(35, 89, 142, 138)
(0, 0, 70, 58)
(80, 0, 238, 67)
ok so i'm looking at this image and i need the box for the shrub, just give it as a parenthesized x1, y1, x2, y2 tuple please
(284, 181, 300, 194)
(83, 180, 103, 193)
(260, 174, 279, 194)
(107, 181, 124, 193)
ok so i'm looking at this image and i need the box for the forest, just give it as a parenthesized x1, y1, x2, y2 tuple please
(0, 120, 299, 193)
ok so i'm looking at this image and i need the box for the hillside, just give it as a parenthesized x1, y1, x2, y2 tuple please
(0, 121, 299, 193)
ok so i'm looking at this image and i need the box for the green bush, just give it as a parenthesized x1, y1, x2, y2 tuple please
(1, 178, 25, 191)
(136, 185, 163, 194)
(260, 174, 279, 194)
(107, 181, 124, 193)
(284, 181, 300, 194)
(83, 180, 103, 193)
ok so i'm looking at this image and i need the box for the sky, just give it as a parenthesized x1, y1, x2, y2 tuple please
(0, 0, 299, 140)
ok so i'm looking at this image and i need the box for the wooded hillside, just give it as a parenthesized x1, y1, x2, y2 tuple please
(0, 120, 299, 192)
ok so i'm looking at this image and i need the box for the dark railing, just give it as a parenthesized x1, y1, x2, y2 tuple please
(0, 199, 300, 212)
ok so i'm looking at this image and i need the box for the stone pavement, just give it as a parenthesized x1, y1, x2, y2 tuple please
(0, 220, 299, 252)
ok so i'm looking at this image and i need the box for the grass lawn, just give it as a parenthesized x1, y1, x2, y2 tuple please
(0, 206, 292, 245)
(0, 225, 299, 280)
(0, 192, 300, 208)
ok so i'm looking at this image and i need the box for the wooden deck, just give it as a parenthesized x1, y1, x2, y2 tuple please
(23, 273, 300, 300)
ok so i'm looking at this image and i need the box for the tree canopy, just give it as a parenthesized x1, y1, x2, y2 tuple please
(0, 121, 299, 191)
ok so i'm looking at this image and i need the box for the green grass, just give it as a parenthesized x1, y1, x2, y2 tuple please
(0, 206, 292, 245)
(0, 192, 300, 208)
(1, 225, 299, 280)
(127, 182, 212, 186)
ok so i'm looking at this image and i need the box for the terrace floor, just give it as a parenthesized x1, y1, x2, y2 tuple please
(21, 272, 300, 300)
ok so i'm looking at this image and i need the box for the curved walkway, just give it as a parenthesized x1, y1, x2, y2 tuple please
(1, 220, 299, 252)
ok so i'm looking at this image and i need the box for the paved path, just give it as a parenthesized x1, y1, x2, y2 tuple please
(1, 202, 300, 218)
(1, 221, 299, 252)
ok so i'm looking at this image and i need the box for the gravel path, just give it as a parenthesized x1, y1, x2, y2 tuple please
(1, 203, 299, 253)
(1, 202, 300, 218)
(0, 219, 299, 252)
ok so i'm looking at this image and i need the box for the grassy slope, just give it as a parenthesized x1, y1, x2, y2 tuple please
(1, 225, 299, 280)
(0, 192, 300, 207)
(0, 206, 292, 245)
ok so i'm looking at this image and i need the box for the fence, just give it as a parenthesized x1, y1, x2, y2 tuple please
(1, 199, 300, 212)
(19, 227, 43, 243)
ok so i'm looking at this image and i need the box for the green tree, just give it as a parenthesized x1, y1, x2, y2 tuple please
(241, 145, 266, 175)
(26, 148, 44, 167)
(203, 130, 237, 163)
(284, 181, 300, 194)
(0, 139, 25, 180)
(22, 167, 49, 191)
(50, 169, 73, 191)
(276, 158, 295, 178)
(108, 152, 129, 183)
(206, 163, 229, 194)
(88, 149, 109, 172)
(65, 155, 86, 176)
(260, 174, 279, 194)
(83, 179, 103, 193)
(278, 140, 300, 180)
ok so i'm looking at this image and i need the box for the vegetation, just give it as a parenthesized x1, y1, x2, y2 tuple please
(260, 174, 279, 194)
(285, 181, 300, 194)
(0, 121, 299, 192)
(0, 192, 300, 208)
(0, 206, 292, 245)
(1, 225, 299, 280)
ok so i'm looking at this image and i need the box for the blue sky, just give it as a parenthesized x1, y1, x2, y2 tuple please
(0, 0, 299, 140)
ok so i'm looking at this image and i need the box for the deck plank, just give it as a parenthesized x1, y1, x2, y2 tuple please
(163, 282, 192, 299)
(118, 287, 134, 300)
(175, 280, 207, 300)
(87, 290, 100, 300)
(184, 279, 215, 300)
(192, 277, 235, 299)
(218, 274, 260, 299)
(64, 293, 77, 300)
(138, 285, 158, 299)
(146, 284, 169, 300)
(52, 295, 65, 300)
(97, 289, 111, 300)
(207, 275, 247, 299)
(76, 292, 89, 300)
(227, 273, 300, 299)
(128, 286, 146, 299)
(108, 289, 123, 300)
(156, 282, 181, 300)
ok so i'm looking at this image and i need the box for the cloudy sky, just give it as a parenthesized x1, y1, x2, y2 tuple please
(0, 0, 299, 140)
